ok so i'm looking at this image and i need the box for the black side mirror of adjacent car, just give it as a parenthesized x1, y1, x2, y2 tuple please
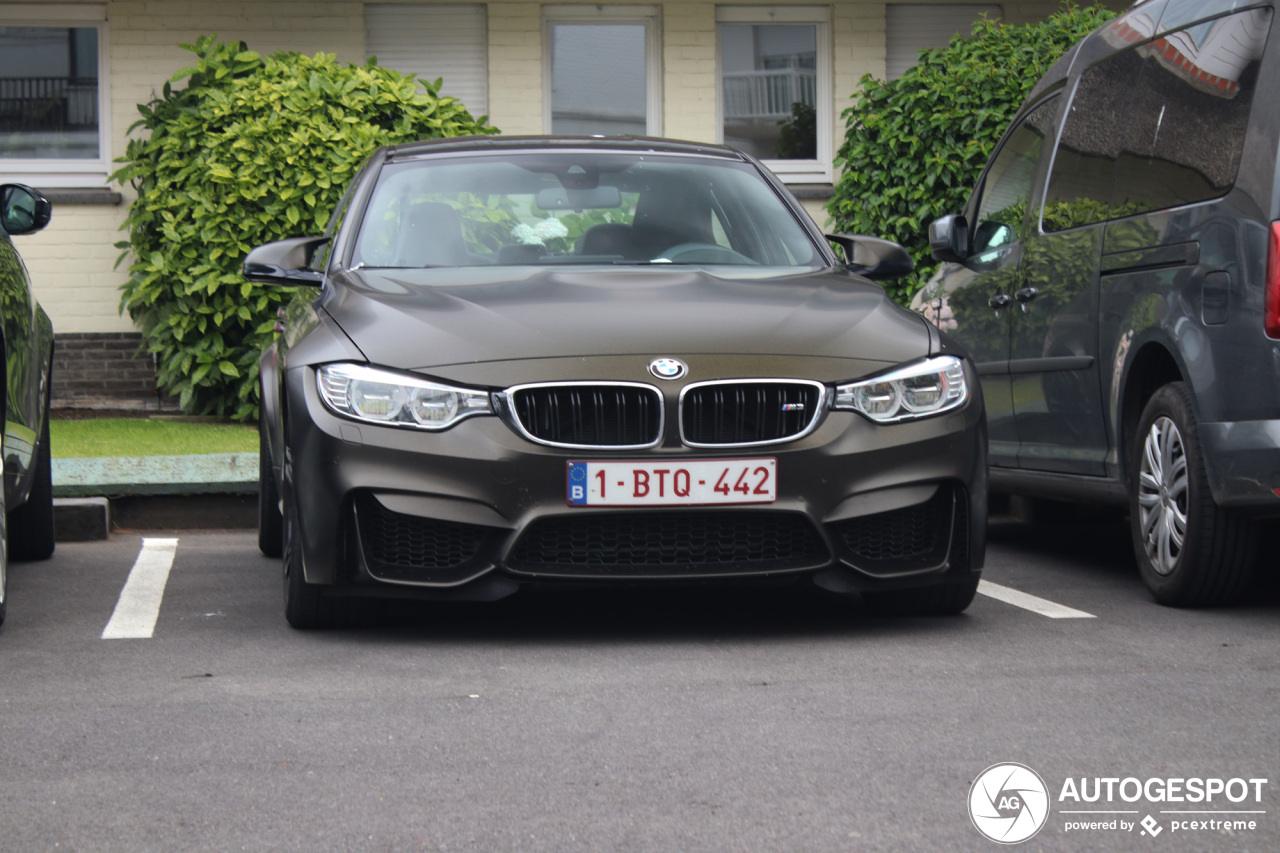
(243, 236, 329, 287)
(826, 234, 914, 280)
(0, 184, 52, 236)
(928, 214, 970, 264)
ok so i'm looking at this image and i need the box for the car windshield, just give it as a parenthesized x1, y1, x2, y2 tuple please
(351, 150, 822, 269)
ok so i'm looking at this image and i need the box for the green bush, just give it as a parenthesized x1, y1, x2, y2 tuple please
(827, 4, 1116, 305)
(113, 35, 498, 420)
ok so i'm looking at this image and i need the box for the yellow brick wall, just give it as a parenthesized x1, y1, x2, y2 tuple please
(661, 2, 714, 142)
(11, 0, 1122, 334)
(486, 2, 543, 134)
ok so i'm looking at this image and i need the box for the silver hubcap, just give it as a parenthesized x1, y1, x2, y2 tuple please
(1137, 415, 1188, 576)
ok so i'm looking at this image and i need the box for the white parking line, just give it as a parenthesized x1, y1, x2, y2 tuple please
(978, 580, 1096, 619)
(102, 538, 179, 639)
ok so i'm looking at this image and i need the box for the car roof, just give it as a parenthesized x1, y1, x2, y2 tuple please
(382, 135, 754, 163)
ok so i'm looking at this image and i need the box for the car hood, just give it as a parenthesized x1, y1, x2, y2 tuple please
(320, 266, 930, 371)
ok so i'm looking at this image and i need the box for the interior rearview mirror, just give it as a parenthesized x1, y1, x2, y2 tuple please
(535, 186, 622, 211)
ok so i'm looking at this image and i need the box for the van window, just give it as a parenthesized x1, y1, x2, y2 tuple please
(1111, 8, 1271, 216)
(973, 97, 1057, 253)
(1043, 7, 1272, 232)
(1042, 47, 1141, 232)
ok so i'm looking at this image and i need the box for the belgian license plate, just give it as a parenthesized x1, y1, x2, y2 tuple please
(567, 459, 777, 507)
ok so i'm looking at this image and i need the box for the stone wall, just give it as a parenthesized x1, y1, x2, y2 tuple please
(51, 333, 177, 411)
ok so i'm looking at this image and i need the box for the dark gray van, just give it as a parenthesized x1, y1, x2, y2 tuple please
(916, 0, 1279, 606)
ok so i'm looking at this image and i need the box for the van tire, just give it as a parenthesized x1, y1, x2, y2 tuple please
(1129, 383, 1257, 606)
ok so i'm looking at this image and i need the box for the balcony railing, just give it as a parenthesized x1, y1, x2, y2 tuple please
(723, 68, 816, 121)
(0, 77, 98, 132)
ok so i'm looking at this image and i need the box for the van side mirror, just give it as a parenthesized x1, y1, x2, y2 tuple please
(929, 214, 970, 263)
(243, 236, 329, 286)
(826, 234, 914, 280)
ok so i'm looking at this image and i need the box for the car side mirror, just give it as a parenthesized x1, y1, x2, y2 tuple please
(0, 184, 52, 236)
(243, 236, 329, 287)
(928, 214, 969, 264)
(825, 234, 914, 280)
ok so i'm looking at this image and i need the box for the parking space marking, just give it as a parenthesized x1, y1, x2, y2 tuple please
(102, 538, 179, 639)
(978, 580, 1096, 619)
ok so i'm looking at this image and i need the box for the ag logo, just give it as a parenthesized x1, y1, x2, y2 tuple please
(968, 763, 1050, 844)
(648, 357, 687, 380)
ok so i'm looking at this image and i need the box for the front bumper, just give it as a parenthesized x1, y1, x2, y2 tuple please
(280, 363, 987, 598)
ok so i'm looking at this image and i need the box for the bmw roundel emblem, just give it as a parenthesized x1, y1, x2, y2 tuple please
(648, 357, 687, 380)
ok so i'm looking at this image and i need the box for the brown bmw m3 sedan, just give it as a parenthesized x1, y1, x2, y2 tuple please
(246, 136, 987, 628)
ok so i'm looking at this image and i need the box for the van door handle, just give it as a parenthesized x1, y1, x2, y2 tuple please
(1015, 287, 1039, 303)
(988, 293, 1012, 309)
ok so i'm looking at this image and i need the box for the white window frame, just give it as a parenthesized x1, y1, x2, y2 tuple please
(542, 4, 662, 137)
(0, 3, 111, 188)
(716, 5, 832, 184)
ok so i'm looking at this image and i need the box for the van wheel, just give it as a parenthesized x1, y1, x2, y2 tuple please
(1130, 383, 1257, 606)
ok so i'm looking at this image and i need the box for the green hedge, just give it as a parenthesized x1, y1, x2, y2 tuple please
(826, 4, 1116, 305)
(113, 35, 498, 420)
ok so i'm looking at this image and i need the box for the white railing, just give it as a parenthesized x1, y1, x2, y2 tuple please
(723, 68, 816, 120)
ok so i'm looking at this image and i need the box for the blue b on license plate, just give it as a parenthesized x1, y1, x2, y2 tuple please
(567, 459, 777, 506)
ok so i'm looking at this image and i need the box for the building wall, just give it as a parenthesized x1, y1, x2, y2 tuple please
(9, 0, 1125, 337)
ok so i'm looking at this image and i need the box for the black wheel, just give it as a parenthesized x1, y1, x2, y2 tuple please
(862, 577, 979, 616)
(8, 413, 55, 561)
(257, 417, 282, 558)
(1129, 383, 1257, 606)
(281, 458, 351, 629)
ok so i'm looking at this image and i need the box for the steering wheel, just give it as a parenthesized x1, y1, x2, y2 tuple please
(657, 243, 759, 265)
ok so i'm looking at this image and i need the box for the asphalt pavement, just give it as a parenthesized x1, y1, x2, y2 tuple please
(2, 522, 1277, 852)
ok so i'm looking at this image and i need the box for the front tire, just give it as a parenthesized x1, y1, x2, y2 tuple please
(281, 453, 353, 629)
(8, 413, 55, 561)
(1129, 383, 1257, 606)
(257, 416, 282, 558)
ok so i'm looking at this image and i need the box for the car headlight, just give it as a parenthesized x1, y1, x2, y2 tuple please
(316, 363, 492, 430)
(833, 356, 968, 423)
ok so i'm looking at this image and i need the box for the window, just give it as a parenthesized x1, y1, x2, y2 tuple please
(0, 4, 108, 187)
(365, 4, 488, 118)
(1042, 48, 1139, 232)
(718, 6, 831, 183)
(885, 4, 1001, 81)
(352, 152, 821, 269)
(1044, 7, 1272, 232)
(1111, 8, 1271, 217)
(543, 5, 660, 136)
(973, 98, 1056, 254)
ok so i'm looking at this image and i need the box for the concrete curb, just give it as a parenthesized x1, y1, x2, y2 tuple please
(52, 453, 258, 497)
(52, 453, 259, 538)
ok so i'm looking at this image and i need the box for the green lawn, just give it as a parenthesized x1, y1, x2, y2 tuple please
(50, 418, 257, 459)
